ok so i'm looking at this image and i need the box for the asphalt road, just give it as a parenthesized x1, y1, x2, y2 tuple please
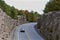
(14, 23, 44, 40)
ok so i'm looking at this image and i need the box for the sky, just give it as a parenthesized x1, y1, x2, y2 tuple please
(4, 0, 49, 14)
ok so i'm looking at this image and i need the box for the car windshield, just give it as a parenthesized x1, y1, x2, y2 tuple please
(20, 27, 24, 30)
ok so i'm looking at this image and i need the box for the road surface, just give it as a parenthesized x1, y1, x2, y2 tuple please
(14, 23, 44, 40)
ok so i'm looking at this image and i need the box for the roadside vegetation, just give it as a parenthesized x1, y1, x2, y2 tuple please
(0, 0, 40, 22)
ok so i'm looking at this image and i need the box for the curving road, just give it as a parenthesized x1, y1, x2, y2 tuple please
(14, 23, 44, 40)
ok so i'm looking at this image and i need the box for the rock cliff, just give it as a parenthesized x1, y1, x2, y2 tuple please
(37, 11, 60, 40)
(0, 9, 26, 40)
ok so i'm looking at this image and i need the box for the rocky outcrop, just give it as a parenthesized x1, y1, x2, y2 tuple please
(37, 11, 60, 40)
(0, 9, 26, 40)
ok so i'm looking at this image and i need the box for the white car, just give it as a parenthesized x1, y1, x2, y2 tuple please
(20, 28, 25, 32)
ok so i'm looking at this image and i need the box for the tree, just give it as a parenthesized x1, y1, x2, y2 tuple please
(0, 0, 40, 21)
(44, 0, 60, 13)
(24, 10, 30, 21)
(10, 6, 18, 19)
(18, 10, 23, 15)
(31, 11, 40, 22)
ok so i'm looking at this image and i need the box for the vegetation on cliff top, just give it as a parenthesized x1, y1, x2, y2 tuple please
(44, 0, 60, 13)
(0, 0, 40, 22)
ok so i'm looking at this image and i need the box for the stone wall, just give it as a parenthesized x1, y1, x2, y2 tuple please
(0, 9, 26, 40)
(37, 11, 60, 40)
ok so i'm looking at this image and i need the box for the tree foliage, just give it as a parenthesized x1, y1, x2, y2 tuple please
(0, 0, 40, 22)
(44, 0, 60, 13)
